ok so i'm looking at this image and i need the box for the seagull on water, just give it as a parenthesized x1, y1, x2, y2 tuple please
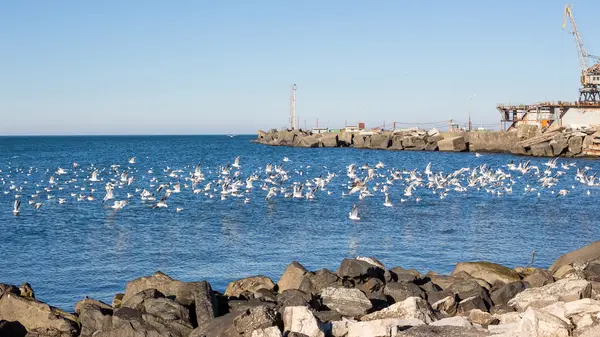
(383, 193, 393, 207)
(349, 204, 360, 220)
(13, 200, 20, 215)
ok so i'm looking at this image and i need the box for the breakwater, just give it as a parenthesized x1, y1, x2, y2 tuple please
(255, 125, 600, 158)
(3, 241, 600, 336)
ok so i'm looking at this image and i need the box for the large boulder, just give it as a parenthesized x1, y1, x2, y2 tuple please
(277, 262, 311, 293)
(490, 281, 528, 307)
(320, 287, 372, 317)
(549, 241, 600, 274)
(344, 318, 426, 337)
(550, 134, 569, 156)
(451, 261, 521, 286)
(384, 282, 425, 303)
(369, 134, 391, 149)
(277, 289, 314, 309)
(360, 297, 435, 323)
(564, 298, 600, 318)
(318, 133, 339, 148)
(518, 307, 571, 337)
(123, 271, 216, 329)
(336, 258, 385, 284)
(0, 293, 78, 337)
(523, 269, 554, 288)
(429, 316, 472, 328)
(190, 305, 279, 337)
(225, 276, 276, 298)
(282, 306, 327, 337)
(438, 136, 467, 152)
(307, 269, 341, 295)
(568, 135, 583, 155)
(508, 279, 592, 311)
(530, 142, 553, 157)
(75, 298, 113, 337)
(298, 136, 320, 148)
(250, 326, 282, 337)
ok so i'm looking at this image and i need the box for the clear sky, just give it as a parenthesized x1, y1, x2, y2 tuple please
(1, 0, 599, 135)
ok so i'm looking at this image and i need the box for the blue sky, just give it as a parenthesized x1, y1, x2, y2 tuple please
(0, 0, 598, 135)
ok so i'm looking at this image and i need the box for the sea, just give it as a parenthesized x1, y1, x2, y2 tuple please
(0, 135, 598, 311)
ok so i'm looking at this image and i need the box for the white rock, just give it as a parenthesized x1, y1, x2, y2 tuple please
(564, 298, 600, 318)
(518, 307, 571, 337)
(576, 325, 600, 337)
(487, 322, 521, 335)
(494, 312, 522, 324)
(251, 326, 282, 337)
(331, 318, 355, 337)
(283, 306, 326, 337)
(320, 287, 373, 317)
(429, 316, 472, 327)
(360, 297, 435, 323)
(346, 318, 425, 337)
(572, 313, 594, 330)
(539, 301, 569, 324)
(508, 279, 591, 311)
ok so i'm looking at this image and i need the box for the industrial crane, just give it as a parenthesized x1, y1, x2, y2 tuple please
(563, 4, 600, 103)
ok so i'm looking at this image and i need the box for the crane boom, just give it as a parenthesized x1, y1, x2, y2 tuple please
(563, 4, 589, 74)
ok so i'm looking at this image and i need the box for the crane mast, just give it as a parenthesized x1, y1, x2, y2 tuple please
(563, 4, 600, 103)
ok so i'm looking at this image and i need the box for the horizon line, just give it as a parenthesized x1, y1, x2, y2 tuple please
(0, 133, 256, 137)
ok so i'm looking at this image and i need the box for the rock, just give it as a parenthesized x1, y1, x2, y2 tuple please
(123, 271, 216, 329)
(298, 136, 320, 148)
(356, 279, 387, 310)
(468, 309, 498, 326)
(121, 288, 164, 310)
(144, 297, 192, 325)
(523, 270, 554, 288)
(430, 316, 472, 327)
(111, 293, 124, 308)
(361, 297, 435, 324)
(331, 318, 353, 337)
(487, 322, 521, 335)
(508, 279, 592, 311)
(313, 310, 343, 323)
(494, 311, 522, 324)
(550, 134, 569, 156)
(320, 287, 373, 317)
(307, 269, 340, 295)
(401, 136, 426, 151)
(395, 325, 491, 337)
(490, 281, 528, 307)
(277, 289, 314, 309)
(390, 267, 420, 283)
(24, 328, 75, 337)
(336, 258, 385, 283)
(531, 142, 553, 157)
(346, 318, 426, 337)
(568, 135, 584, 154)
(369, 134, 391, 149)
(0, 283, 20, 297)
(518, 307, 571, 337)
(0, 293, 78, 336)
(318, 134, 339, 148)
(251, 326, 282, 337)
(538, 301, 570, 325)
(438, 136, 467, 152)
(564, 298, 600, 318)
(277, 262, 310, 293)
(427, 290, 454, 306)
(576, 325, 600, 337)
(283, 306, 327, 337)
(389, 136, 404, 150)
(76, 300, 113, 337)
(457, 296, 489, 314)
(232, 306, 280, 335)
(452, 261, 521, 286)
(225, 276, 276, 298)
(548, 241, 600, 274)
(424, 142, 438, 151)
(553, 264, 582, 280)
(432, 295, 458, 316)
(584, 262, 600, 282)
(19, 283, 35, 298)
(0, 320, 27, 337)
(188, 310, 240, 337)
(427, 128, 441, 137)
(353, 135, 370, 149)
(384, 282, 425, 303)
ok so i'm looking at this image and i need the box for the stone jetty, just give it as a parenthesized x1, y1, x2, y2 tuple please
(255, 125, 600, 158)
(4, 242, 600, 336)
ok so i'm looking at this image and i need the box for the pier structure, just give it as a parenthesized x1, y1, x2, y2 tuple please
(498, 101, 600, 131)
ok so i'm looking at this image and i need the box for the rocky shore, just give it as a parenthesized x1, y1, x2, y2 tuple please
(255, 125, 600, 158)
(3, 242, 600, 336)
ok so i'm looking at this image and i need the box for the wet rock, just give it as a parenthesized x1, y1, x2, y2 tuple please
(0, 293, 78, 337)
(225, 276, 276, 298)
(283, 306, 327, 337)
(508, 279, 592, 311)
(523, 269, 554, 288)
(277, 262, 311, 293)
(384, 282, 425, 303)
(320, 287, 372, 317)
(361, 297, 435, 323)
(490, 281, 528, 307)
(123, 271, 216, 329)
(452, 261, 521, 286)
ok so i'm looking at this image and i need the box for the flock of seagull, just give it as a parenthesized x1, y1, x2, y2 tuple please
(3, 154, 599, 220)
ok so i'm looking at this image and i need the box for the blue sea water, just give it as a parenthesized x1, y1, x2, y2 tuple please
(0, 135, 599, 311)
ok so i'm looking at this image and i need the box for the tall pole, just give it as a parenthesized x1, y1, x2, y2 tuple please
(290, 84, 297, 130)
(469, 94, 476, 132)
